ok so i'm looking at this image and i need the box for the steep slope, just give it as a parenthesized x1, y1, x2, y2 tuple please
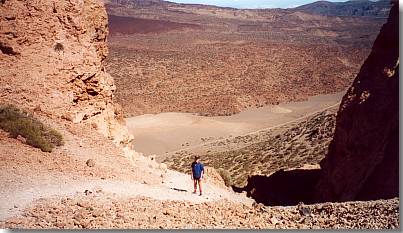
(0, 0, 400, 229)
(295, 0, 392, 17)
(164, 109, 337, 186)
(0, 0, 253, 223)
(0, 0, 132, 147)
(315, 1, 399, 202)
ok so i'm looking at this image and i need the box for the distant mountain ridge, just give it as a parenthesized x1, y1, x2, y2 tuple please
(104, 0, 236, 10)
(106, 0, 392, 17)
(295, 0, 392, 17)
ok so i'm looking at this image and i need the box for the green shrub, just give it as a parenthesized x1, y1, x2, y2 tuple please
(0, 105, 64, 152)
(217, 168, 233, 187)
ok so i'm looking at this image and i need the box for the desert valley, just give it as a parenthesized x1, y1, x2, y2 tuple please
(0, 0, 399, 229)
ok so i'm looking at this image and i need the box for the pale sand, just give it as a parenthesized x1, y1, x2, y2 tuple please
(125, 91, 345, 156)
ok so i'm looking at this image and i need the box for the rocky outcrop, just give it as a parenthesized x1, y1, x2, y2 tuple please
(314, 1, 399, 202)
(0, 0, 133, 147)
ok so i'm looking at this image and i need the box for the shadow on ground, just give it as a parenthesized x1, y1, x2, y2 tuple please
(233, 169, 321, 206)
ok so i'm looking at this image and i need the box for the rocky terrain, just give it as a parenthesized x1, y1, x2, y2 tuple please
(0, 0, 132, 147)
(0, 192, 398, 229)
(164, 108, 337, 186)
(0, 0, 230, 227)
(295, 0, 392, 17)
(105, 0, 388, 116)
(315, 0, 399, 203)
(0, 0, 399, 230)
(240, 0, 399, 208)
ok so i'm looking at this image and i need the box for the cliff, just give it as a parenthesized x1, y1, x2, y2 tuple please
(315, 1, 399, 202)
(0, 0, 132, 147)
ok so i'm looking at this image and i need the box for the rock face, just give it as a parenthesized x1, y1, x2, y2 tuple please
(315, 1, 399, 202)
(0, 0, 132, 146)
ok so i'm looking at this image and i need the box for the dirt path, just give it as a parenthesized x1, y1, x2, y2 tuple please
(0, 169, 252, 222)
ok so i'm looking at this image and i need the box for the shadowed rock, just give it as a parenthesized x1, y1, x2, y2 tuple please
(315, 0, 399, 203)
(239, 169, 321, 206)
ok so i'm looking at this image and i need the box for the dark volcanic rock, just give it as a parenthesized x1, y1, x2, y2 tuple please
(315, 1, 399, 202)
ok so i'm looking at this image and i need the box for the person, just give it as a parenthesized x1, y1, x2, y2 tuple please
(191, 156, 205, 196)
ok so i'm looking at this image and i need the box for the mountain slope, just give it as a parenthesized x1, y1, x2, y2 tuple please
(105, 0, 386, 117)
(295, 0, 392, 17)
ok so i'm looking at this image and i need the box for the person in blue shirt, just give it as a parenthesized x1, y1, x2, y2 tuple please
(191, 156, 205, 196)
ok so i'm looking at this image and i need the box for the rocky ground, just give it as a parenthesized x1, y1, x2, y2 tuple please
(0, 124, 254, 225)
(0, 191, 398, 229)
(164, 108, 337, 186)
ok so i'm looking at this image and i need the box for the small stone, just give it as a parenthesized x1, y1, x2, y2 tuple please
(77, 201, 90, 208)
(163, 210, 172, 216)
(86, 159, 95, 167)
(16, 135, 27, 144)
(92, 210, 103, 218)
(62, 112, 84, 124)
(55, 222, 66, 228)
(84, 190, 92, 195)
(270, 216, 280, 225)
(95, 188, 103, 193)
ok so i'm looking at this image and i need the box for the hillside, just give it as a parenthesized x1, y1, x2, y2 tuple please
(0, 0, 399, 230)
(0, 0, 250, 227)
(105, 0, 387, 116)
(241, 0, 399, 207)
(164, 108, 337, 186)
(295, 0, 391, 17)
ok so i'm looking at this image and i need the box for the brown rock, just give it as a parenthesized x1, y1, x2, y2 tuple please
(76, 201, 90, 208)
(86, 159, 95, 168)
(16, 135, 26, 144)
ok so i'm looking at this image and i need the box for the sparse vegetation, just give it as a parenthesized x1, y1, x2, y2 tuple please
(0, 105, 64, 152)
(106, 2, 384, 118)
(164, 109, 337, 186)
(217, 168, 232, 187)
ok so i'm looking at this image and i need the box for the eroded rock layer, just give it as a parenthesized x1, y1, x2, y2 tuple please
(0, 0, 132, 146)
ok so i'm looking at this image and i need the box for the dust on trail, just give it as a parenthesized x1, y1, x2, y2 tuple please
(0, 169, 252, 221)
(0, 92, 342, 223)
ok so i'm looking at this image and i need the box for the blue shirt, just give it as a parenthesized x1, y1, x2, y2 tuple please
(191, 162, 204, 179)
